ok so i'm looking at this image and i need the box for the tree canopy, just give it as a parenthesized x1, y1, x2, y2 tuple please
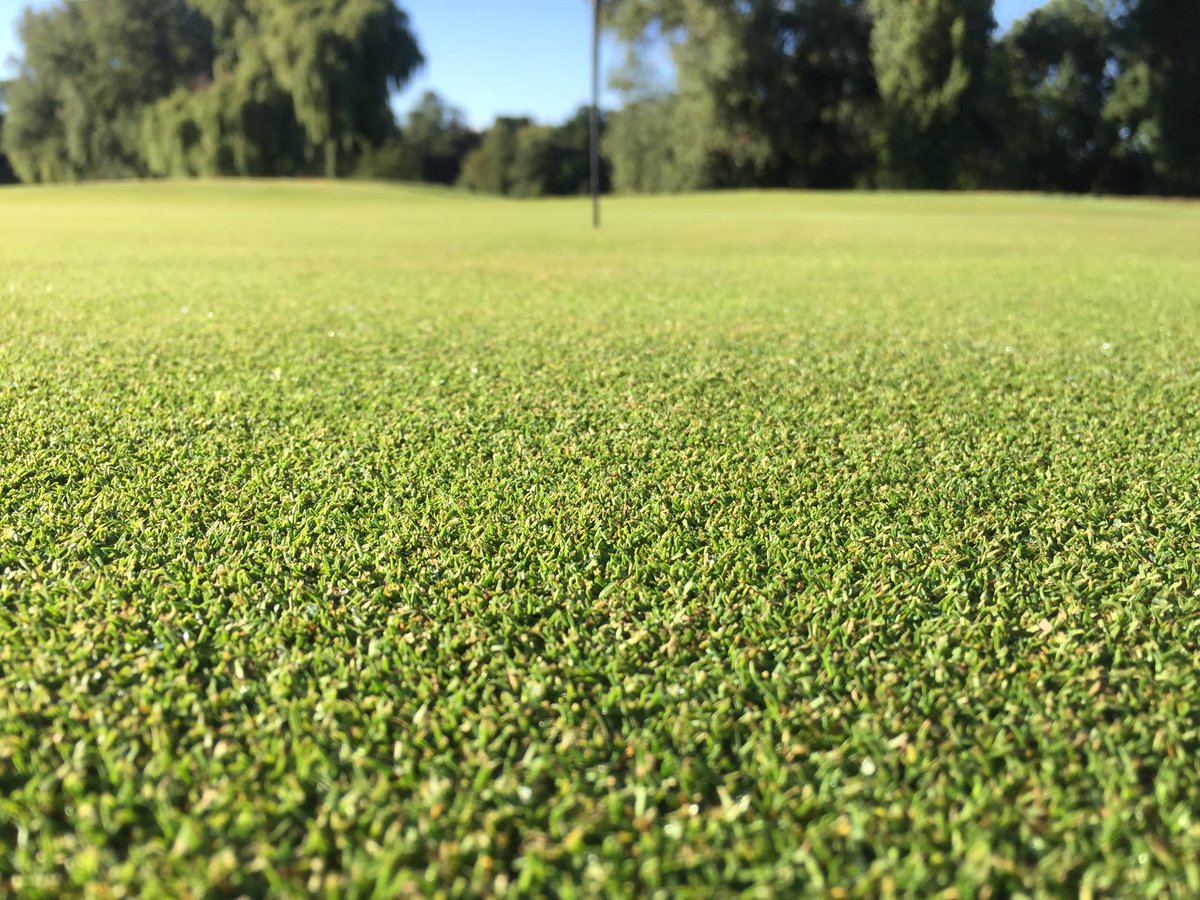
(602, 0, 1198, 195)
(2, 0, 422, 182)
(0, 115, 15, 184)
(867, 0, 998, 189)
(1114, 0, 1200, 195)
(1000, 0, 1119, 193)
(605, 0, 878, 189)
(2, 0, 1198, 195)
(460, 109, 609, 198)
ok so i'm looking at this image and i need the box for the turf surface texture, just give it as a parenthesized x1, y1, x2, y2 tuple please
(1, 182, 1199, 896)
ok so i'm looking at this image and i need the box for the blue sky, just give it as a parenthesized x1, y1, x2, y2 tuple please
(2, 0, 1045, 128)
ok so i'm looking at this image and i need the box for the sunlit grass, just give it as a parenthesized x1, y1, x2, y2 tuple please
(1, 181, 1198, 895)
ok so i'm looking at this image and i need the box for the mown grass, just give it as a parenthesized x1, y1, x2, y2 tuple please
(1, 181, 1198, 896)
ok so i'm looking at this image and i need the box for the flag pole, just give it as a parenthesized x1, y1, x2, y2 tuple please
(590, 0, 601, 229)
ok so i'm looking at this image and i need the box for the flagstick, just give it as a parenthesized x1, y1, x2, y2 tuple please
(590, 0, 601, 229)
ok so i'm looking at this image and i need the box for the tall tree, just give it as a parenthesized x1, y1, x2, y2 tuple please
(1000, 0, 1117, 193)
(509, 108, 608, 197)
(252, 0, 423, 178)
(2, 0, 212, 182)
(0, 98, 17, 184)
(459, 116, 531, 195)
(729, 0, 877, 187)
(867, 0, 998, 189)
(605, 35, 709, 192)
(607, 93, 700, 192)
(141, 43, 310, 178)
(607, 0, 878, 190)
(400, 91, 479, 185)
(1110, 0, 1200, 194)
(3, 0, 423, 182)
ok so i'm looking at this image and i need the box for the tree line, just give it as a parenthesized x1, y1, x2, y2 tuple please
(354, 94, 611, 198)
(606, 0, 1198, 196)
(1, 0, 421, 183)
(1, 0, 1197, 196)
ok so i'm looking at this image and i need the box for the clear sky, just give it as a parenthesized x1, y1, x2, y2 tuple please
(1, 0, 1046, 128)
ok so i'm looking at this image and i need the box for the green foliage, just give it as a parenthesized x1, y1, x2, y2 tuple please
(999, 0, 1118, 193)
(6, 0, 1200, 198)
(601, 0, 1200, 195)
(0, 111, 16, 184)
(2, 182, 1200, 894)
(610, 0, 766, 187)
(460, 109, 609, 198)
(508, 108, 604, 198)
(459, 116, 530, 195)
(605, 41, 709, 193)
(1113, 0, 1200, 194)
(142, 50, 309, 178)
(250, 0, 423, 177)
(399, 91, 479, 185)
(352, 136, 420, 181)
(608, 0, 878, 190)
(2, 0, 212, 182)
(1099, 59, 1156, 193)
(607, 93, 702, 193)
(867, 0, 999, 189)
(6, 0, 1199, 194)
(2, 0, 422, 182)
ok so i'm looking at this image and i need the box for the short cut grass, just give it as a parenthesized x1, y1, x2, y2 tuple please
(1, 182, 1199, 896)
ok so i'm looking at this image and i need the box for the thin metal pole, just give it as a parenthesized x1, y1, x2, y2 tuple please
(590, 0, 601, 229)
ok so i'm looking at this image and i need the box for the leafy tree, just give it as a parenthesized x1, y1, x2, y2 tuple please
(606, 93, 697, 193)
(1097, 56, 1155, 194)
(1000, 0, 1117, 193)
(2, 0, 212, 182)
(604, 38, 707, 192)
(4, 0, 423, 182)
(509, 108, 608, 197)
(459, 116, 531, 194)
(1110, 0, 1200, 194)
(608, 0, 877, 190)
(251, 0, 423, 177)
(140, 1, 305, 177)
(717, 0, 877, 188)
(457, 109, 608, 198)
(0, 102, 17, 184)
(353, 136, 420, 181)
(609, 1, 762, 188)
(145, 0, 422, 178)
(141, 47, 309, 177)
(401, 91, 480, 185)
(867, 0, 998, 189)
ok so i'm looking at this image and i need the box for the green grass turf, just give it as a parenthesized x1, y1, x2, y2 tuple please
(1, 181, 1199, 896)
